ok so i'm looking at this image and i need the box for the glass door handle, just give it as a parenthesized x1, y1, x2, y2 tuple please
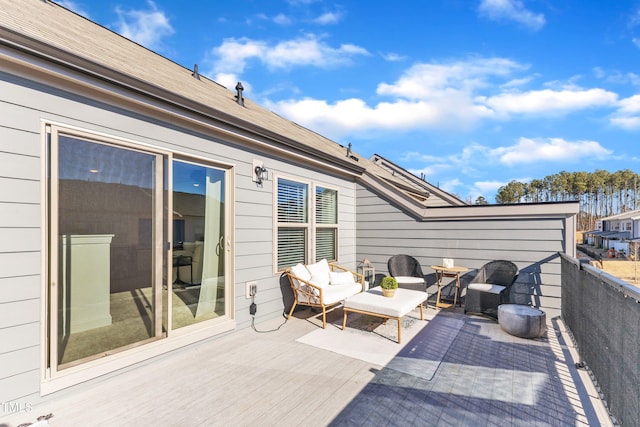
(216, 235, 226, 256)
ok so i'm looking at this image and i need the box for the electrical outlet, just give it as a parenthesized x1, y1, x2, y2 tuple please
(245, 281, 257, 299)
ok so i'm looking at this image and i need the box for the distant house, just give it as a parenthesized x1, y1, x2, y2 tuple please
(584, 210, 640, 253)
(603, 210, 640, 238)
(0, 0, 578, 413)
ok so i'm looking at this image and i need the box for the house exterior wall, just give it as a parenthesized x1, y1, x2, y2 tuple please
(356, 184, 574, 319)
(0, 71, 357, 408)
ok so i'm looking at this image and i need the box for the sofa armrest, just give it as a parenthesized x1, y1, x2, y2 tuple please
(285, 270, 324, 303)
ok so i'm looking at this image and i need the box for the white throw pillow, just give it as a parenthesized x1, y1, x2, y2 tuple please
(329, 271, 356, 285)
(290, 263, 311, 282)
(306, 259, 331, 287)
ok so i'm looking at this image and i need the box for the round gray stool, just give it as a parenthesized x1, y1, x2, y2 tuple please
(498, 304, 547, 338)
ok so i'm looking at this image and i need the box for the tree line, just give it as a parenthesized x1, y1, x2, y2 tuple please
(490, 169, 640, 231)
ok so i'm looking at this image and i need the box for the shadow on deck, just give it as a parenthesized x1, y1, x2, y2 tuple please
(330, 309, 609, 426)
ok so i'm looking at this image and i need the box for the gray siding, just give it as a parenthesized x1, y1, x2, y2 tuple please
(234, 163, 357, 321)
(356, 184, 569, 318)
(0, 285, 40, 404)
(0, 77, 42, 405)
(0, 72, 357, 403)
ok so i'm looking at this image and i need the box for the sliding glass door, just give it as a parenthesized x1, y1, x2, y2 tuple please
(51, 133, 165, 369)
(48, 129, 231, 374)
(171, 160, 226, 329)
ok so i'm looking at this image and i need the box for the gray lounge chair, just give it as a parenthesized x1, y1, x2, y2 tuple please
(464, 260, 518, 319)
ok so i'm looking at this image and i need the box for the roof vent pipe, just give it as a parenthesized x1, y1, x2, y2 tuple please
(235, 82, 245, 106)
(192, 64, 200, 80)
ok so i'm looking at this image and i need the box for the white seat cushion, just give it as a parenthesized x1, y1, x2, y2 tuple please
(393, 276, 425, 284)
(467, 283, 506, 294)
(344, 287, 428, 318)
(321, 283, 362, 305)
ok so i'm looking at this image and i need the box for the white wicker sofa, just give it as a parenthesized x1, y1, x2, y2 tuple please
(285, 259, 364, 328)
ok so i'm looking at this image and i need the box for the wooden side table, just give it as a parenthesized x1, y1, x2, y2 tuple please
(431, 265, 468, 308)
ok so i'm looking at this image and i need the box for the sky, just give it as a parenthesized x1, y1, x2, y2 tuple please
(57, 0, 640, 203)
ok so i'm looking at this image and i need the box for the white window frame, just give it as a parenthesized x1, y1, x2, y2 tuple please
(274, 175, 339, 271)
(314, 184, 339, 262)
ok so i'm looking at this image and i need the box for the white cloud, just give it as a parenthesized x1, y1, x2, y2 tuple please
(593, 67, 640, 86)
(480, 88, 618, 116)
(273, 13, 293, 25)
(611, 116, 640, 129)
(407, 160, 455, 178)
(313, 12, 342, 25)
(474, 180, 508, 194)
(465, 179, 513, 201)
(478, 0, 545, 30)
(271, 97, 489, 139)
(263, 39, 367, 68)
(381, 52, 406, 62)
(402, 137, 613, 201)
(617, 94, 640, 114)
(114, 1, 174, 50)
(211, 38, 267, 76)
(377, 58, 526, 100)
(268, 56, 623, 138)
(405, 143, 490, 180)
(611, 94, 640, 129)
(629, 7, 640, 28)
(501, 76, 536, 88)
(213, 73, 253, 94)
(208, 35, 369, 80)
(439, 178, 464, 194)
(270, 98, 442, 138)
(490, 137, 612, 165)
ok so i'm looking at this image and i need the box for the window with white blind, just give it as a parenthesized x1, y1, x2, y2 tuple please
(276, 178, 338, 270)
(315, 186, 338, 261)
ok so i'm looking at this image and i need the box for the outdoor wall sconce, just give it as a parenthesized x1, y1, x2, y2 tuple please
(252, 159, 268, 186)
(255, 165, 267, 184)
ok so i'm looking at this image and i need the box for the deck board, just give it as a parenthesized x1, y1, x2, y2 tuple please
(3, 307, 612, 427)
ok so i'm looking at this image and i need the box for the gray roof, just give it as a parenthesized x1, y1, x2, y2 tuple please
(600, 210, 640, 221)
(604, 232, 631, 239)
(585, 230, 631, 239)
(0, 0, 365, 174)
(369, 154, 467, 207)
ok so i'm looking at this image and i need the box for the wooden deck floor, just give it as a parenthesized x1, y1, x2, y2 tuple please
(4, 307, 613, 427)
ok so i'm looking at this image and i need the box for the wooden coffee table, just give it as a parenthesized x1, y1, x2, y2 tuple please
(342, 286, 428, 343)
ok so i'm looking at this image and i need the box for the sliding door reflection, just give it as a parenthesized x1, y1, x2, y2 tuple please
(171, 160, 226, 329)
(55, 136, 163, 368)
